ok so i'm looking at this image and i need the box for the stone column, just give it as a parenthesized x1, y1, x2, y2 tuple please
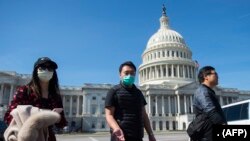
(142, 69, 145, 81)
(148, 95, 151, 116)
(150, 67, 152, 79)
(97, 96, 101, 116)
(183, 65, 186, 78)
(169, 120, 173, 130)
(177, 95, 180, 115)
(153, 66, 155, 79)
(177, 65, 180, 78)
(166, 65, 169, 77)
(142, 69, 144, 81)
(184, 95, 187, 114)
(146, 68, 149, 80)
(9, 85, 15, 104)
(149, 67, 153, 79)
(69, 96, 73, 116)
(139, 71, 141, 83)
(82, 95, 87, 115)
(163, 121, 166, 131)
(161, 95, 165, 116)
(155, 66, 158, 78)
(76, 95, 80, 116)
(174, 96, 177, 115)
(155, 96, 158, 116)
(87, 95, 91, 115)
(168, 96, 171, 116)
(142, 70, 144, 82)
(187, 66, 190, 78)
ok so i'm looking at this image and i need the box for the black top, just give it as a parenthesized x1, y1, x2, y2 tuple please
(105, 83, 147, 138)
(40, 97, 50, 109)
(105, 83, 146, 108)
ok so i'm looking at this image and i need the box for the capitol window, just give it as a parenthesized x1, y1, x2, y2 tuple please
(101, 121, 106, 128)
(163, 68, 166, 77)
(91, 123, 96, 129)
(168, 67, 172, 76)
(174, 67, 177, 77)
(180, 66, 183, 77)
(91, 105, 97, 114)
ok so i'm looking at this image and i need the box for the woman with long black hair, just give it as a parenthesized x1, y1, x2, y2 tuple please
(4, 57, 67, 141)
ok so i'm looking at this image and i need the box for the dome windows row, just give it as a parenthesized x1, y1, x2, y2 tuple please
(139, 64, 196, 83)
(143, 49, 191, 63)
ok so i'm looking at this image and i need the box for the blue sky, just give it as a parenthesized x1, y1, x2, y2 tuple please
(0, 0, 250, 90)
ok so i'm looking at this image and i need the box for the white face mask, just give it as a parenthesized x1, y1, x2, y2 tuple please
(37, 70, 54, 82)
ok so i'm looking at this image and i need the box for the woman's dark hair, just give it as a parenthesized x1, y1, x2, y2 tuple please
(119, 61, 136, 73)
(197, 66, 215, 84)
(28, 65, 60, 98)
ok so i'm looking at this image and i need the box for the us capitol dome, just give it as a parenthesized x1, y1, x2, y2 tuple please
(139, 5, 197, 86)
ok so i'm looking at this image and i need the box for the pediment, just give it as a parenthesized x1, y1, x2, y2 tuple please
(176, 81, 199, 90)
(0, 71, 17, 78)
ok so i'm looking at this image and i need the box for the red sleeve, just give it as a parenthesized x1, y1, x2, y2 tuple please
(4, 86, 29, 124)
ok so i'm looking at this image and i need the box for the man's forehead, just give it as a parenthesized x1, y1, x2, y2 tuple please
(122, 67, 135, 72)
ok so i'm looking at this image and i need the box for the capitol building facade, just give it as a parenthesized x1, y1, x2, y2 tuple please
(1, 7, 250, 132)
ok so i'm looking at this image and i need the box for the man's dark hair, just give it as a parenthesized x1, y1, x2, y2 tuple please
(119, 61, 136, 73)
(198, 66, 215, 84)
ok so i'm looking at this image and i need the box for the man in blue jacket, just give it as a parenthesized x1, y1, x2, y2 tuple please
(193, 66, 227, 141)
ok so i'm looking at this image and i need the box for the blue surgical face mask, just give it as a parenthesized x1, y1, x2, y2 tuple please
(122, 75, 135, 86)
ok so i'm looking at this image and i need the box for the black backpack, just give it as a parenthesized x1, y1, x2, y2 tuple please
(187, 113, 211, 141)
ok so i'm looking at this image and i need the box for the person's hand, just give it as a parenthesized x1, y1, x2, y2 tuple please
(52, 108, 63, 114)
(148, 134, 156, 141)
(113, 128, 125, 141)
